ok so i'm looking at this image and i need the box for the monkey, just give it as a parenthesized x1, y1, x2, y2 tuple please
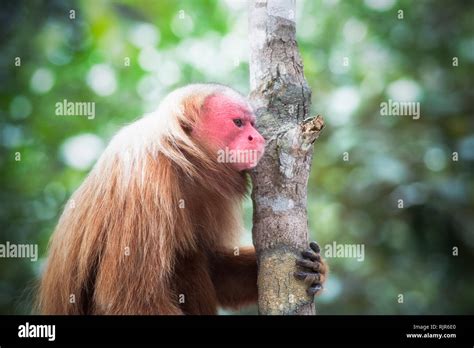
(37, 83, 327, 314)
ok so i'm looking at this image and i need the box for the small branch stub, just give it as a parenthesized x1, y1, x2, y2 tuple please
(301, 115, 325, 151)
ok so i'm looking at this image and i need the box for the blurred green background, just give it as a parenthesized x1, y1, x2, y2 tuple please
(0, 0, 473, 315)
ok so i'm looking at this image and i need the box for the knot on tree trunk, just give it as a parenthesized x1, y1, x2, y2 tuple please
(277, 115, 324, 179)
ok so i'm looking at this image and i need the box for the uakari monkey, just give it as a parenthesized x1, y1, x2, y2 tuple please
(38, 84, 327, 314)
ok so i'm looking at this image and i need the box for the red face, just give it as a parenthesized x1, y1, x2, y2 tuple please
(193, 94, 265, 171)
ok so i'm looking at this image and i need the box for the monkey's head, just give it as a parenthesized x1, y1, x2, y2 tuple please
(145, 84, 265, 173)
(192, 90, 265, 171)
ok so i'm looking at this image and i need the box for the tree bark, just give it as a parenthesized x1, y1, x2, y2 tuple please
(248, 0, 324, 315)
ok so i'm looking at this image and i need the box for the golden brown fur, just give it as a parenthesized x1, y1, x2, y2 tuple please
(37, 84, 258, 314)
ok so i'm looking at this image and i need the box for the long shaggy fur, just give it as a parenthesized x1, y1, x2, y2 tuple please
(37, 84, 256, 314)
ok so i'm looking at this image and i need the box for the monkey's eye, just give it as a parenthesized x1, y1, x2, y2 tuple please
(233, 119, 244, 128)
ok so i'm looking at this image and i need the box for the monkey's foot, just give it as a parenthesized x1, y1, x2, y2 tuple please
(294, 241, 328, 296)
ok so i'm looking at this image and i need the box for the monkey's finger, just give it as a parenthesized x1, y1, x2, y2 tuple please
(302, 249, 320, 261)
(296, 258, 320, 272)
(307, 284, 323, 296)
(309, 241, 321, 254)
(294, 271, 320, 284)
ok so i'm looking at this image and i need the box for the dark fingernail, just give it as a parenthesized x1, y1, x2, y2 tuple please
(310, 241, 321, 253)
(296, 258, 310, 267)
(307, 284, 322, 296)
(294, 271, 306, 280)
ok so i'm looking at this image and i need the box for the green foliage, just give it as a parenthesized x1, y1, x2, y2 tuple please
(0, 0, 473, 314)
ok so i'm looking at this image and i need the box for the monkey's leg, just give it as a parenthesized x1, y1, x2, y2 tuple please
(294, 241, 328, 296)
(173, 253, 219, 315)
(210, 246, 258, 309)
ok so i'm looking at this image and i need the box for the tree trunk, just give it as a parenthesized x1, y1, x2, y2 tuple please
(248, 0, 324, 315)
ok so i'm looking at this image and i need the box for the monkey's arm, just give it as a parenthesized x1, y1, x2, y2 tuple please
(210, 242, 328, 310)
(210, 246, 258, 309)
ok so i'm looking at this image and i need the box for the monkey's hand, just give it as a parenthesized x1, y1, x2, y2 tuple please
(294, 241, 328, 296)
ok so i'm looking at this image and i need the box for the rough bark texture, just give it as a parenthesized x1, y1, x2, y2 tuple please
(248, 0, 324, 315)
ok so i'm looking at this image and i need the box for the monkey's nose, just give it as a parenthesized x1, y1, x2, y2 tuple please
(248, 135, 254, 141)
